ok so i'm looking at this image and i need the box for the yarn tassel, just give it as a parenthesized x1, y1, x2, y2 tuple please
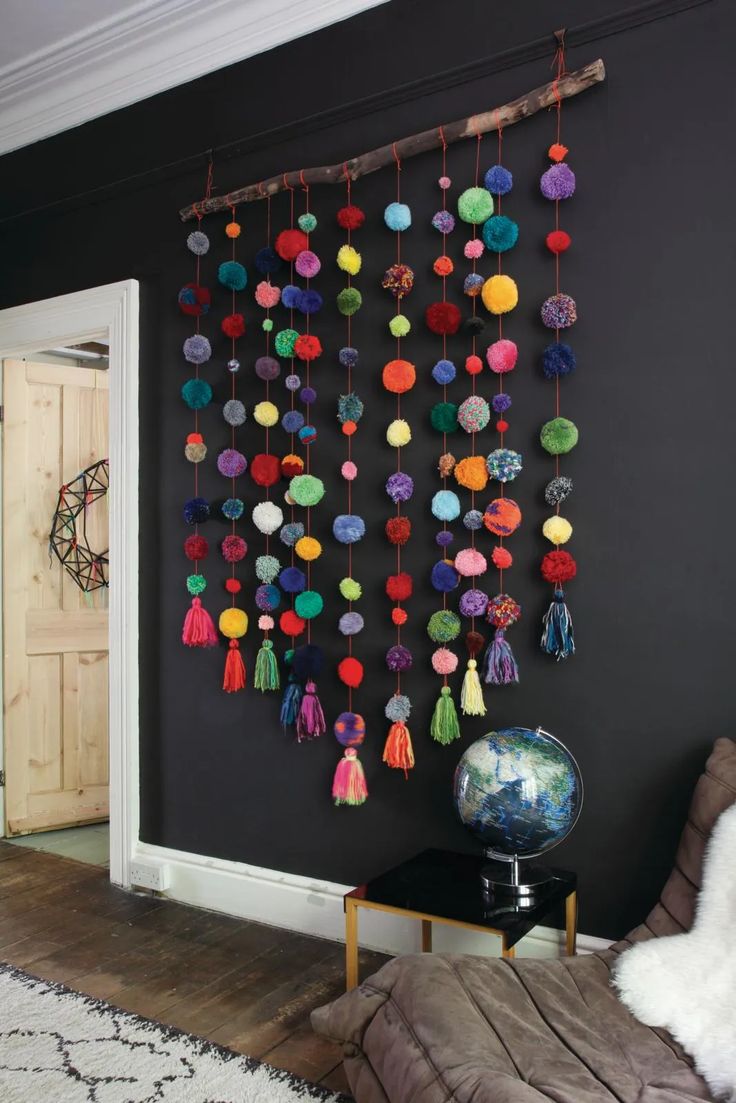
(430, 685, 461, 745)
(483, 628, 519, 685)
(254, 639, 280, 692)
(461, 658, 486, 716)
(541, 587, 575, 660)
(332, 748, 368, 806)
(296, 680, 326, 741)
(280, 676, 302, 727)
(223, 639, 246, 692)
(181, 597, 217, 648)
(382, 722, 415, 776)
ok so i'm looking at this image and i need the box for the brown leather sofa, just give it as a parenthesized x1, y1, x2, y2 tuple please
(313, 738, 735, 1102)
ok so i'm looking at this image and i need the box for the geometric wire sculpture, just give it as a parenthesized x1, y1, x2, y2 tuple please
(49, 458, 109, 592)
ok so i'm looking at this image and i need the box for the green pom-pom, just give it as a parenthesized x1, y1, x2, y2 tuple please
(337, 287, 362, 316)
(186, 573, 207, 595)
(340, 577, 362, 601)
(540, 416, 579, 455)
(389, 314, 411, 338)
(427, 609, 461, 643)
(294, 590, 323, 619)
(338, 392, 364, 424)
(430, 402, 459, 433)
(430, 685, 461, 745)
(298, 212, 317, 233)
(275, 328, 299, 357)
(457, 186, 493, 224)
(262, 318, 274, 332)
(289, 473, 325, 506)
(284, 647, 295, 666)
(255, 554, 280, 583)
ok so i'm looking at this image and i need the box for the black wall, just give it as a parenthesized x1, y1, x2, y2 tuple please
(1, 0, 733, 941)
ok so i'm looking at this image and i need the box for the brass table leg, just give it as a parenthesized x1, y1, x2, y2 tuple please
(421, 919, 432, 952)
(565, 890, 578, 956)
(345, 898, 359, 991)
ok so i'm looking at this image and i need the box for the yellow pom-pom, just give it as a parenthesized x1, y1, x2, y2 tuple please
(337, 244, 362, 275)
(295, 536, 322, 561)
(481, 274, 519, 315)
(219, 607, 248, 639)
(254, 401, 279, 427)
(226, 221, 241, 238)
(542, 515, 573, 545)
(386, 419, 412, 447)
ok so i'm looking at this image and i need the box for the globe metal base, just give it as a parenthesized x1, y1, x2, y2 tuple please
(480, 855, 555, 899)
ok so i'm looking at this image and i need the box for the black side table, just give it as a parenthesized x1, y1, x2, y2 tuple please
(344, 848, 577, 990)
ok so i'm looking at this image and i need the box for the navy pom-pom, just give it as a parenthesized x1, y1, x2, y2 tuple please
(183, 497, 210, 524)
(432, 359, 456, 385)
(542, 342, 576, 378)
(281, 284, 301, 309)
(431, 560, 460, 592)
(279, 566, 306, 593)
(292, 643, 324, 681)
(255, 246, 282, 275)
(298, 289, 323, 315)
(339, 347, 358, 368)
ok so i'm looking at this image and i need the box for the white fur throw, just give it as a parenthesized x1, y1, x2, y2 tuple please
(614, 803, 736, 1102)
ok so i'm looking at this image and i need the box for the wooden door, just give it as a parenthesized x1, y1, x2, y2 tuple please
(3, 359, 109, 836)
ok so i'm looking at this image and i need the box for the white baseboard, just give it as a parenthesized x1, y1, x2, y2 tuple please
(131, 841, 612, 959)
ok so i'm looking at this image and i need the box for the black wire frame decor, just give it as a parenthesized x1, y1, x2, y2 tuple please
(49, 459, 109, 593)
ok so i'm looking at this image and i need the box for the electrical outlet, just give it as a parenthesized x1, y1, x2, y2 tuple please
(130, 859, 171, 892)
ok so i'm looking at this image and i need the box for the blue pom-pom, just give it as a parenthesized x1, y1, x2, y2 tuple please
(339, 612, 364, 636)
(463, 509, 484, 531)
(282, 410, 305, 433)
(464, 273, 485, 295)
(281, 284, 301, 309)
(279, 566, 306, 593)
(482, 215, 519, 253)
(255, 247, 282, 275)
(333, 514, 366, 544)
(338, 392, 364, 423)
(431, 560, 460, 592)
(384, 202, 412, 231)
(298, 289, 323, 315)
(218, 260, 247, 291)
(181, 378, 212, 409)
(484, 164, 513, 195)
(543, 342, 576, 378)
(432, 359, 456, 385)
(339, 347, 358, 368)
(183, 497, 209, 524)
(255, 584, 281, 611)
(222, 497, 244, 520)
(300, 386, 317, 405)
(279, 522, 304, 547)
(431, 490, 461, 521)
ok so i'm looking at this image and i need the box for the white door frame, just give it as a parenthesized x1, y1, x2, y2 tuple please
(0, 280, 139, 888)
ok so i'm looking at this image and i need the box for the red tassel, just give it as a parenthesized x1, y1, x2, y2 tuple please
(223, 638, 246, 692)
(182, 597, 217, 647)
(332, 748, 368, 806)
(382, 722, 415, 777)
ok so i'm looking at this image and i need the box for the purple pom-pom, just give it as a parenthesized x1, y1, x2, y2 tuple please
(282, 410, 304, 433)
(217, 449, 247, 478)
(300, 386, 317, 405)
(540, 163, 576, 200)
(386, 644, 413, 672)
(339, 612, 364, 636)
(255, 584, 281, 611)
(183, 334, 211, 364)
(541, 294, 577, 330)
(281, 284, 301, 309)
(431, 210, 455, 234)
(285, 374, 301, 391)
(436, 530, 454, 547)
(279, 566, 306, 592)
(295, 250, 321, 278)
(339, 347, 358, 368)
(492, 392, 512, 413)
(255, 355, 280, 381)
(386, 472, 414, 503)
(459, 588, 489, 617)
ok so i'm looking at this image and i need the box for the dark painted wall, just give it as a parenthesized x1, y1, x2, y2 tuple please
(1, 0, 733, 940)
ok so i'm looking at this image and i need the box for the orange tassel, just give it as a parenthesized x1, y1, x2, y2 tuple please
(382, 721, 415, 777)
(223, 639, 246, 692)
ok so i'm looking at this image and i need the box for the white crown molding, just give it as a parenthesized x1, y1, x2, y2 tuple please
(0, 0, 388, 156)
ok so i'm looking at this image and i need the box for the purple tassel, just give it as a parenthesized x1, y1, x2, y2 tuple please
(483, 628, 519, 685)
(296, 680, 326, 741)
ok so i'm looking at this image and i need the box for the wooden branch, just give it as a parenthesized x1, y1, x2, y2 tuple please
(179, 58, 605, 221)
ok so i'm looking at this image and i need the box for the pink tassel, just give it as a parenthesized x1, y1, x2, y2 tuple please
(296, 680, 326, 741)
(182, 597, 217, 647)
(332, 748, 368, 806)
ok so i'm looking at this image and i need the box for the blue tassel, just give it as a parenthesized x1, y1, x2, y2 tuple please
(280, 677, 303, 727)
(482, 628, 519, 685)
(541, 588, 575, 660)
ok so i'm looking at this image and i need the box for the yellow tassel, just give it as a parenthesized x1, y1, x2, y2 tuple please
(461, 658, 486, 717)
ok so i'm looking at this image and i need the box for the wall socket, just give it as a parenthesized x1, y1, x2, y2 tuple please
(130, 859, 171, 892)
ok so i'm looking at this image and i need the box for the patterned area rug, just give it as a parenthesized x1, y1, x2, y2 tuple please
(0, 962, 346, 1102)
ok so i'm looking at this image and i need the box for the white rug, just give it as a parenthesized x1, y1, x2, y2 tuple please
(0, 963, 347, 1103)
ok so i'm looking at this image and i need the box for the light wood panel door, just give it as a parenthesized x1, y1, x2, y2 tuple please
(3, 359, 109, 836)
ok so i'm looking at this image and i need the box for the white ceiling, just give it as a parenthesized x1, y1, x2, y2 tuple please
(0, 0, 388, 156)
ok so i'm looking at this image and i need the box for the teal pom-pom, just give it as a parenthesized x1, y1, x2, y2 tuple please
(186, 573, 207, 595)
(298, 212, 317, 233)
(384, 202, 412, 231)
(181, 377, 212, 409)
(218, 261, 247, 291)
(294, 590, 324, 620)
(430, 402, 458, 433)
(338, 393, 364, 424)
(222, 498, 244, 520)
(482, 215, 519, 253)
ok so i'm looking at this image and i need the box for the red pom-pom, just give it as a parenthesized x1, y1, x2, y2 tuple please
(221, 313, 245, 338)
(465, 354, 483, 376)
(281, 453, 304, 477)
(338, 656, 364, 688)
(187, 432, 204, 445)
(280, 609, 306, 637)
(184, 534, 208, 561)
(496, 419, 509, 433)
(337, 204, 365, 230)
(382, 359, 416, 394)
(385, 516, 411, 545)
(294, 334, 322, 361)
(492, 546, 513, 569)
(178, 283, 210, 317)
(385, 572, 413, 601)
(541, 549, 577, 584)
(425, 301, 462, 336)
(546, 230, 571, 255)
(341, 420, 357, 436)
(250, 453, 281, 487)
(275, 228, 308, 261)
(392, 607, 408, 626)
(225, 578, 242, 593)
(548, 142, 569, 162)
(222, 535, 247, 562)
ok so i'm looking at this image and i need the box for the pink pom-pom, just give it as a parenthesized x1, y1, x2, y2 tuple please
(431, 647, 459, 675)
(258, 615, 275, 630)
(341, 460, 358, 480)
(464, 239, 484, 259)
(454, 547, 488, 577)
(255, 281, 280, 309)
(487, 339, 518, 374)
(438, 176, 451, 190)
(295, 250, 321, 278)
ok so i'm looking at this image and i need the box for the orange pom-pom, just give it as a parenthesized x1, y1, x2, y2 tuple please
(225, 221, 241, 238)
(342, 420, 357, 436)
(465, 354, 483, 376)
(433, 255, 454, 277)
(392, 607, 408, 626)
(454, 455, 488, 491)
(281, 453, 304, 477)
(492, 546, 513, 569)
(382, 359, 416, 394)
(548, 143, 569, 162)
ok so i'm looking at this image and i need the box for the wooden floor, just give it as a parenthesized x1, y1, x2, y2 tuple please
(0, 839, 389, 1095)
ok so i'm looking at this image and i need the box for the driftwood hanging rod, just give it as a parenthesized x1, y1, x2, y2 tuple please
(179, 58, 605, 221)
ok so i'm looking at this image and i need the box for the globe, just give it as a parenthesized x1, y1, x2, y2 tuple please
(453, 726, 582, 860)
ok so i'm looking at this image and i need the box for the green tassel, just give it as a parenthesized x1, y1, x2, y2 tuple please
(254, 639, 280, 692)
(430, 685, 461, 745)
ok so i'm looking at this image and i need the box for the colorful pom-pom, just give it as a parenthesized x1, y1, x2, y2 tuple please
(431, 210, 455, 234)
(386, 419, 412, 447)
(249, 453, 280, 488)
(459, 589, 488, 618)
(482, 215, 519, 253)
(339, 577, 361, 601)
(382, 263, 414, 298)
(481, 275, 518, 315)
(275, 328, 299, 357)
(541, 294, 577, 329)
(438, 452, 456, 477)
(543, 515, 573, 545)
(382, 359, 416, 394)
(255, 554, 281, 583)
(178, 283, 210, 316)
(341, 461, 358, 483)
(275, 228, 308, 261)
(463, 509, 484, 531)
(384, 202, 412, 231)
(492, 546, 513, 569)
(457, 187, 493, 223)
(483, 498, 522, 536)
(385, 694, 411, 722)
(280, 609, 305, 637)
(339, 612, 364, 636)
(464, 238, 484, 259)
(255, 246, 282, 274)
(454, 455, 488, 491)
(386, 645, 412, 671)
(454, 547, 488, 577)
(279, 522, 303, 548)
(280, 566, 306, 593)
(486, 339, 518, 375)
(541, 549, 577, 584)
(427, 609, 461, 643)
(254, 401, 279, 428)
(545, 475, 573, 505)
(289, 474, 325, 506)
(252, 501, 283, 534)
(298, 290, 322, 315)
(386, 472, 414, 502)
(432, 359, 456, 384)
(540, 163, 576, 200)
(223, 399, 246, 426)
(431, 560, 459, 592)
(186, 573, 207, 595)
(226, 578, 242, 594)
(183, 334, 211, 364)
(338, 347, 358, 368)
(184, 434, 206, 462)
(385, 516, 411, 544)
(487, 593, 521, 629)
(425, 302, 461, 335)
(255, 584, 281, 611)
(281, 455, 304, 479)
(336, 244, 362, 275)
(487, 448, 522, 482)
(294, 334, 322, 362)
(187, 230, 209, 255)
(391, 607, 408, 626)
(492, 393, 512, 413)
(183, 497, 209, 524)
(184, 534, 208, 560)
(463, 273, 484, 297)
(298, 212, 317, 232)
(457, 395, 490, 433)
(338, 392, 363, 423)
(222, 313, 245, 338)
(333, 514, 365, 544)
(258, 614, 275, 631)
(334, 711, 365, 747)
(465, 354, 483, 377)
(540, 417, 579, 455)
(221, 535, 247, 562)
(543, 342, 576, 379)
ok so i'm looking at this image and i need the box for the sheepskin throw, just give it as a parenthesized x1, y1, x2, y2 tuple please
(614, 803, 736, 1102)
